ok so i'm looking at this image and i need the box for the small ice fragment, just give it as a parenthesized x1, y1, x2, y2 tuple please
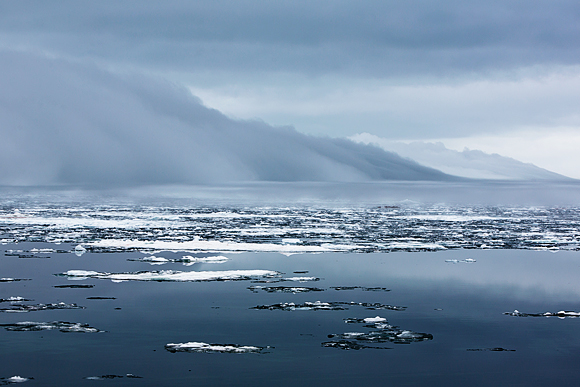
(363, 316, 387, 323)
(142, 256, 170, 265)
(74, 245, 86, 257)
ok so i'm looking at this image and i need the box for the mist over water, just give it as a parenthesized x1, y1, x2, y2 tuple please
(0, 51, 452, 187)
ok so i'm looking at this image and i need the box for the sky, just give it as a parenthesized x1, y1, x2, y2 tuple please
(1, 1, 579, 179)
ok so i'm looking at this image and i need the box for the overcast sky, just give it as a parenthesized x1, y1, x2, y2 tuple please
(1, 1, 579, 178)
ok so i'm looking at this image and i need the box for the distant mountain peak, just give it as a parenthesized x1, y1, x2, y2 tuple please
(351, 133, 572, 181)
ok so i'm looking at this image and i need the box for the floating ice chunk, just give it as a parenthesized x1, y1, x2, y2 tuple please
(0, 278, 30, 282)
(0, 297, 31, 303)
(321, 340, 390, 350)
(505, 309, 580, 318)
(0, 376, 32, 384)
(363, 316, 387, 324)
(384, 242, 447, 251)
(328, 317, 433, 346)
(254, 301, 404, 311)
(181, 255, 229, 264)
(62, 270, 101, 278)
(74, 245, 86, 257)
(0, 321, 104, 333)
(135, 256, 170, 265)
(30, 248, 55, 253)
(129, 255, 229, 266)
(165, 342, 266, 353)
(87, 239, 341, 253)
(253, 301, 343, 311)
(0, 302, 84, 313)
(57, 269, 280, 282)
(247, 286, 325, 294)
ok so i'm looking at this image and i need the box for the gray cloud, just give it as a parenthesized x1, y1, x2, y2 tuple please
(1, 1, 579, 77)
(0, 51, 452, 186)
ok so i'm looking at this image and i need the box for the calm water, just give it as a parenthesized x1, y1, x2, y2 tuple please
(1, 246, 580, 386)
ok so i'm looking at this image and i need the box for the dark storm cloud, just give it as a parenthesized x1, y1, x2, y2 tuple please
(0, 51, 450, 186)
(1, 0, 579, 77)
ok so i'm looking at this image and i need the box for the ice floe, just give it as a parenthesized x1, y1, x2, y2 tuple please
(88, 239, 340, 253)
(128, 255, 229, 266)
(0, 297, 32, 303)
(321, 340, 390, 350)
(0, 302, 84, 313)
(165, 342, 267, 354)
(253, 302, 405, 311)
(0, 376, 32, 385)
(0, 321, 104, 333)
(74, 245, 87, 256)
(56, 269, 281, 282)
(505, 309, 580, 318)
(0, 278, 30, 282)
(324, 316, 433, 349)
(248, 286, 325, 293)
(253, 301, 347, 311)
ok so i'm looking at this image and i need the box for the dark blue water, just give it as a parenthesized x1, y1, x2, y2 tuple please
(2, 245, 580, 386)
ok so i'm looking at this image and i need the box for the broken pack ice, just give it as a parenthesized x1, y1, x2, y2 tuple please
(324, 316, 433, 349)
(247, 286, 325, 293)
(505, 309, 580, 318)
(56, 269, 281, 282)
(165, 342, 267, 354)
(252, 301, 405, 311)
(0, 321, 104, 333)
(0, 302, 84, 313)
(128, 255, 229, 266)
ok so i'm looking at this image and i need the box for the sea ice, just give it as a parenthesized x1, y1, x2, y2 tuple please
(57, 269, 281, 282)
(128, 255, 229, 266)
(0, 321, 103, 333)
(0, 278, 30, 282)
(247, 286, 325, 293)
(0, 376, 32, 385)
(74, 245, 86, 256)
(505, 309, 580, 318)
(0, 302, 84, 313)
(321, 340, 390, 350)
(253, 301, 346, 311)
(253, 302, 405, 311)
(165, 342, 266, 353)
(0, 297, 32, 303)
(325, 316, 433, 347)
